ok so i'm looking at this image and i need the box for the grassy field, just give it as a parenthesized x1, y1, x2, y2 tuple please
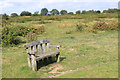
(2, 14, 118, 78)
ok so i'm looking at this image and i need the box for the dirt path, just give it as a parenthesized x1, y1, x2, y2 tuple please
(48, 59, 118, 78)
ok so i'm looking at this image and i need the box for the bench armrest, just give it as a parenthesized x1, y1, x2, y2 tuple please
(49, 45, 61, 52)
(49, 45, 61, 48)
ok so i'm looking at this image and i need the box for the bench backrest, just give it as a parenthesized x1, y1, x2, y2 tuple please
(24, 40, 50, 55)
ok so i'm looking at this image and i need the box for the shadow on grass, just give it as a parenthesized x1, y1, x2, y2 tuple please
(60, 56, 66, 62)
(37, 56, 66, 70)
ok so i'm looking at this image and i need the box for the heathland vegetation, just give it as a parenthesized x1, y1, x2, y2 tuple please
(2, 8, 118, 78)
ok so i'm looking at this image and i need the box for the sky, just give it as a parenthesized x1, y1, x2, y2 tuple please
(0, 0, 119, 15)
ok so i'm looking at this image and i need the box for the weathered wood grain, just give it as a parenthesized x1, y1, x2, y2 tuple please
(37, 44, 41, 54)
(42, 43, 46, 53)
(35, 51, 59, 61)
(27, 48, 31, 68)
(47, 43, 50, 52)
(24, 40, 50, 49)
(56, 53, 60, 62)
(31, 55, 37, 71)
(49, 45, 61, 48)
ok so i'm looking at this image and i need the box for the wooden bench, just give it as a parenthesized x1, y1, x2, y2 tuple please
(24, 40, 61, 71)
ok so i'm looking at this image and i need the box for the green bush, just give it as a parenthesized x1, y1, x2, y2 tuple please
(9, 25, 29, 36)
(2, 24, 45, 46)
(2, 25, 22, 46)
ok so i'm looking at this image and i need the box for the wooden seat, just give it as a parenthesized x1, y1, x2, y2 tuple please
(35, 51, 59, 60)
(24, 40, 61, 71)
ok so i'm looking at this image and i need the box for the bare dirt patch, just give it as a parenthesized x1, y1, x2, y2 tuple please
(48, 59, 117, 78)
(48, 63, 63, 73)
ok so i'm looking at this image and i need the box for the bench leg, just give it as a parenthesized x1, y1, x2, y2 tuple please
(27, 54, 31, 69)
(31, 55, 37, 71)
(56, 53, 60, 62)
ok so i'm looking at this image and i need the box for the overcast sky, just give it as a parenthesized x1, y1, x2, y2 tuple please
(0, 0, 119, 15)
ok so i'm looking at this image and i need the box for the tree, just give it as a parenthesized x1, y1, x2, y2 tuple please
(103, 10, 107, 13)
(68, 12, 74, 15)
(33, 11, 39, 16)
(103, 8, 118, 13)
(107, 8, 118, 13)
(2, 13, 9, 20)
(96, 10, 101, 13)
(50, 9, 59, 15)
(20, 11, 32, 16)
(87, 10, 95, 13)
(41, 8, 48, 15)
(60, 10, 67, 15)
(11, 13, 18, 17)
(82, 10, 87, 14)
(76, 10, 81, 14)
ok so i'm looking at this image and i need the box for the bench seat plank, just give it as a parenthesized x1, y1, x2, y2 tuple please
(35, 51, 60, 61)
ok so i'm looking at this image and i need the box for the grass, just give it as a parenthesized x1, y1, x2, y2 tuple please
(2, 14, 118, 78)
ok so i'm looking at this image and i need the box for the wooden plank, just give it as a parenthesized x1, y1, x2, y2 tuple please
(27, 48, 31, 68)
(47, 43, 50, 52)
(27, 47, 31, 54)
(49, 45, 61, 48)
(42, 43, 46, 53)
(24, 40, 50, 48)
(56, 53, 60, 62)
(31, 46, 37, 54)
(36, 51, 59, 61)
(27, 54, 31, 68)
(36, 45, 38, 55)
(31, 55, 37, 71)
(37, 44, 41, 55)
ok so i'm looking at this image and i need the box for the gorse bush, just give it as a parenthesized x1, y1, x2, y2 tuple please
(9, 25, 29, 36)
(2, 25, 22, 46)
(93, 21, 118, 31)
(2, 24, 45, 46)
(93, 21, 108, 30)
(108, 21, 118, 30)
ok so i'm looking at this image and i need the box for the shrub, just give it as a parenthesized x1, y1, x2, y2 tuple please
(93, 21, 118, 31)
(2, 25, 22, 46)
(25, 32, 37, 42)
(93, 21, 108, 30)
(9, 25, 29, 36)
(76, 23, 84, 31)
(2, 23, 45, 46)
(108, 21, 118, 30)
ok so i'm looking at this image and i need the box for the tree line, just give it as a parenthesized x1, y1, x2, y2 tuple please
(3, 8, 118, 18)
